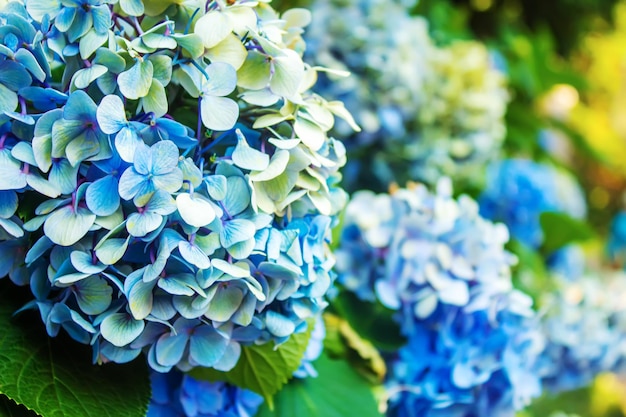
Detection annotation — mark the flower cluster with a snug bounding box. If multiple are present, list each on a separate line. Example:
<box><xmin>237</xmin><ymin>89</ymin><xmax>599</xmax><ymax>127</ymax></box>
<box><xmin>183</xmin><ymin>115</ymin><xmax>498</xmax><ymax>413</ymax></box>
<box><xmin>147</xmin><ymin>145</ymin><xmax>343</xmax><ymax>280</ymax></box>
<box><xmin>538</xmin><ymin>272</ymin><xmax>626</xmax><ymax>393</ymax></box>
<box><xmin>479</xmin><ymin>159</ymin><xmax>587</xmax><ymax>249</ymax></box>
<box><xmin>0</xmin><ymin>0</ymin><xmax>356</xmax><ymax>373</ymax></box>
<box><xmin>334</xmin><ymin>179</ymin><xmax>544</xmax><ymax>415</ymax></box>
<box><xmin>608</xmin><ymin>210</ymin><xmax>626</xmax><ymax>266</ymax></box>
<box><xmin>148</xmin><ymin>371</ymin><xmax>263</xmax><ymax>417</ymax></box>
<box><xmin>305</xmin><ymin>0</ymin><xmax>508</xmax><ymax>189</ymax></box>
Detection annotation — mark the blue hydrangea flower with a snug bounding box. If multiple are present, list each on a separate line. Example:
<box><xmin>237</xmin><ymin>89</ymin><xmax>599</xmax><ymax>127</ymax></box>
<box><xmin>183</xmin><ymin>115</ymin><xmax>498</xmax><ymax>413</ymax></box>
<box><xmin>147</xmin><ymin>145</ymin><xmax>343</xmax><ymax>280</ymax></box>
<box><xmin>147</xmin><ymin>371</ymin><xmax>263</xmax><ymax>417</ymax></box>
<box><xmin>538</xmin><ymin>273</ymin><xmax>626</xmax><ymax>393</ymax></box>
<box><xmin>479</xmin><ymin>159</ymin><xmax>586</xmax><ymax>249</ymax></box>
<box><xmin>608</xmin><ymin>211</ymin><xmax>626</xmax><ymax>266</ymax></box>
<box><xmin>305</xmin><ymin>0</ymin><xmax>508</xmax><ymax>189</ymax></box>
<box><xmin>335</xmin><ymin>179</ymin><xmax>544</xmax><ymax>415</ymax></box>
<box><xmin>0</xmin><ymin>0</ymin><xmax>356</xmax><ymax>375</ymax></box>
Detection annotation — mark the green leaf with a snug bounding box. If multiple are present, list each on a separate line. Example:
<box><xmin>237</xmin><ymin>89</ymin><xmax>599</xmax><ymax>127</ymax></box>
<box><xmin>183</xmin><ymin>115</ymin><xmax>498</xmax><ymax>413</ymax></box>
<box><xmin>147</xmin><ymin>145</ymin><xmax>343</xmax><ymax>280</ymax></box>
<box><xmin>330</xmin><ymin>291</ymin><xmax>405</xmax><ymax>352</ymax></box>
<box><xmin>255</xmin><ymin>354</ymin><xmax>382</xmax><ymax>417</ymax></box>
<box><xmin>507</xmin><ymin>239</ymin><xmax>552</xmax><ymax>305</ymax></box>
<box><xmin>539</xmin><ymin>211</ymin><xmax>596</xmax><ymax>254</ymax></box>
<box><xmin>0</xmin><ymin>395</ymin><xmax>38</xmax><ymax>417</ymax></box>
<box><xmin>189</xmin><ymin>325</ymin><xmax>312</xmax><ymax>408</ymax></box>
<box><xmin>0</xmin><ymin>285</ymin><xmax>151</xmax><ymax>417</ymax></box>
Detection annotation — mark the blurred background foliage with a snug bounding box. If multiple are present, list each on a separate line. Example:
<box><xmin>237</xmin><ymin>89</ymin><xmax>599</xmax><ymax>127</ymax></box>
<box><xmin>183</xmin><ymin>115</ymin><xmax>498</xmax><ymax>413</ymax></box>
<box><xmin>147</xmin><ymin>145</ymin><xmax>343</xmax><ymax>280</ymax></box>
<box><xmin>271</xmin><ymin>0</ymin><xmax>626</xmax><ymax>414</ymax></box>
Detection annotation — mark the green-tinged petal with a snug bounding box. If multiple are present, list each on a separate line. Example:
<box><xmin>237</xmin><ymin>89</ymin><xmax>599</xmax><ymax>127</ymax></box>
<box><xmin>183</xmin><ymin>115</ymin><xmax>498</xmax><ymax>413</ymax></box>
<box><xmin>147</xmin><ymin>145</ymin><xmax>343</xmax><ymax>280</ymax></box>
<box><xmin>65</xmin><ymin>130</ymin><xmax>101</xmax><ymax>166</ymax></box>
<box><xmin>211</xmin><ymin>258</ymin><xmax>250</xmax><ymax>278</ymax></box>
<box><xmin>95</xmin><ymin>237</ymin><xmax>130</xmax><ymax>265</ymax></box>
<box><xmin>14</xmin><ymin>49</ymin><xmax>46</xmax><ymax>82</ymax></box>
<box><xmin>249</xmin><ymin>149</ymin><xmax>289</xmax><ymax>181</ymax></box>
<box><xmin>11</xmin><ymin>142</ymin><xmax>36</xmax><ymax>165</ymax></box>
<box><xmin>94</xmin><ymin>48</ymin><xmax>126</xmax><ymax>74</ymax></box>
<box><xmin>326</xmin><ymin>100</ymin><xmax>361</xmax><ymax>132</ymax></box>
<box><xmin>101</xmin><ymin>313</ymin><xmax>145</xmax><ymax>347</ymax></box>
<box><xmin>294</xmin><ymin>117</ymin><xmax>326</xmax><ymax>151</ymax></box>
<box><xmin>49</xmin><ymin>159</ymin><xmax>79</xmax><ymax>194</ymax></box>
<box><xmin>0</xmin><ymin>150</ymin><xmax>26</xmax><ymax>190</ymax></box>
<box><xmin>237</xmin><ymin>50</ymin><xmax>270</xmax><ymax>90</ymax></box>
<box><xmin>127</xmin><ymin>273</ymin><xmax>156</xmax><ymax>320</ymax></box>
<box><xmin>176</xmin><ymin>193</ymin><xmax>216</xmax><ymax>227</ymax></box>
<box><xmin>79</xmin><ymin>29</ymin><xmax>108</xmax><ymax>59</ymax></box>
<box><xmin>206</xmin><ymin>35</ymin><xmax>247</xmax><ymax>70</ymax></box>
<box><xmin>142</xmin><ymin>33</ymin><xmax>177</xmax><ymax>50</ymax></box>
<box><xmin>205</xmin><ymin>175</ymin><xmax>227</xmax><ymax>201</ymax></box>
<box><xmin>115</xmin><ymin>127</ymin><xmax>143</xmax><ymax>163</ymax></box>
<box><xmin>223</xmin><ymin>175</ymin><xmax>251</xmax><ymax>216</ymax></box>
<box><xmin>0</xmin><ymin>83</ymin><xmax>17</xmax><ymax>113</ymax></box>
<box><xmin>148</xmin><ymin>55</ymin><xmax>173</xmax><ymax>86</ymax></box>
<box><xmin>270</xmin><ymin>50</ymin><xmax>304</xmax><ymax>99</ymax></box>
<box><xmin>172</xmin><ymin>33</ymin><xmax>204</xmax><ymax>59</ymax></box>
<box><xmin>0</xmin><ymin>218</ymin><xmax>24</xmax><ymax>238</ymax></box>
<box><xmin>118</xmin><ymin>59</ymin><xmax>154</xmax><ymax>100</ymax></box>
<box><xmin>194</xmin><ymin>11</ymin><xmax>231</xmax><ymax>49</ymax></box>
<box><xmin>204</xmin><ymin>62</ymin><xmax>237</xmax><ymax>96</ymax></box>
<box><xmin>178</xmin><ymin>241</ymin><xmax>211</xmax><ymax>269</ymax></box>
<box><xmin>231</xmin><ymin>129</ymin><xmax>269</xmax><ymax>171</ymax></box>
<box><xmin>127</xmin><ymin>211</ymin><xmax>163</xmax><ymax>237</ymax></box>
<box><xmin>26</xmin><ymin>173</ymin><xmax>61</xmax><ymax>198</ymax></box>
<box><xmin>96</xmin><ymin>94</ymin><xmax>128</xmax><ymax>134</ymax></box>
<box><xmin>72</xmin><ymin>64</ymin><xmax>108</xmax><ymax>89</ymax></box>
<box><xmin>63</xmin><ymin>90</ymin><xmax>97</xmax><ymax>120</ymax></box>
<box><xmin>200</xmin><ymin>95</ymin><xmax>239</xmax><ymax>132</ymax></box>
<box><xmin>261</xmin><ymin>170</ymin><xmax>298</xmax><ymax>201</ymax></box>
<box><xmin>220</xmin><ymin>218</ymin><xmax>255</xmax><ymax>248</ymax></box>
<box><xmin>43</xmin><ymin>206</ymin><xmax>96</xmax><ymax>246</ymax></box>
<box><xmin>205</xmin><ymin>285</ymin><xmax>244</xmax><ymax>322</ymax></box>
<box><xmin>51</xmin><ymin>119</ymin><xmax>84</xmax><ymax>158</ymax></box>
<box><xmin>252</xmin><ymin>112</ymin><xmax>291</xmax><ymax>129</ymax></box>
<box><xmin>73</xmin><ymin>276</ymin><xmax>112</xmax><ymax>315</ymax></box>
<box><xmin>225</xmin><ymin>5</ymin><xmax>257</xmax><ymax>35</ymax></box>
<box><xmin>141</xmin><ymin>79</ymin><xmax>168</xmax><ymax>118</ymax></box>
<box><xmin>120</xmin><ymin>0</ymin><xmax>144</xmax><ymax>16</ymax></box>
<box><xmin>25</xmin><ymin>0</ymin><xmax>61</xmax><ymax>21</ymax></box>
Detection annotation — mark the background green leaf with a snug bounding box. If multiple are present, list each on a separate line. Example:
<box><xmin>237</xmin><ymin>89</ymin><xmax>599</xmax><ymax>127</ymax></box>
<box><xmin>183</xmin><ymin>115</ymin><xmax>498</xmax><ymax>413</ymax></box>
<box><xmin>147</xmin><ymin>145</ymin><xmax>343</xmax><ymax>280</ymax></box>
<box><xmin>255</xmin><ymin>353</ymin><xmax>383</xmax><ymax>417</ymax></box>
<box><xmin>0</xmin><ymin>284</ymin><xmax>151</xmax><ymax>417</ymax></box>
<box><xmin>189</xmin><ymin>326</ymin><xmax>312</xmax><ymax>408</ymax></box>
<box><xmin>540</xmin><ymin>211</ymin><xmax>596</xmax><ymax>254</ymax></box>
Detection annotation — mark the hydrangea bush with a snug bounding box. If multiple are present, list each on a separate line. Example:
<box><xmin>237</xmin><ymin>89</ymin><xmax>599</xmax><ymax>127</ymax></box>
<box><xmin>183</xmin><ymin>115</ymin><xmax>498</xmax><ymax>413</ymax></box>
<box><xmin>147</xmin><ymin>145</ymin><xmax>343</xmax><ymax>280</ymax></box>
<box><xmin>335</xmin><ymin>179</ymin><xmax>544</xmax><ymax>415</ymax></box>
<box><xmin>0</xmin><ymin>0</ymin><xmax>357</xmax><ymax>375</ymax></box>
<box><xmin>305</xmin><ymin>0</ymin><xmax>508</xmax><ymax>190</ymax></box>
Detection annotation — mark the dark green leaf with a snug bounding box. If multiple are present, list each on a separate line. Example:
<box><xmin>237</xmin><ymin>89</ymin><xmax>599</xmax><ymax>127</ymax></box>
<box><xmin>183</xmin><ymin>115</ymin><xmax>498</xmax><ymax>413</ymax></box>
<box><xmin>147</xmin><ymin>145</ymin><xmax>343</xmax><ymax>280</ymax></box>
<box><xmin>189</xmin><ymin>326</ymin><xmax>312</xmax><ymax>408</ymax></box>
<box><xmin>330</xmin><ymin>290</ymin><xmax>405</xmax><ymax>352</ymax></box>
<box><xmin>0</xmin><ymin>395</ymin><xmax>38</xmax><ymax>417</ymax></box>
<box><xmin>255</xmin><ymin>354</ymin><xmax>382</xmax><ymax>417</ymax></box>
<box><xmin>539</xmin><ymin>211</ymin><xmax>596</xmax><ymax>254</ymax></box>
<box><xmin>0</xmin><ymin>286</ymin><xmax>151</xmax><ymax>417</ymax></box>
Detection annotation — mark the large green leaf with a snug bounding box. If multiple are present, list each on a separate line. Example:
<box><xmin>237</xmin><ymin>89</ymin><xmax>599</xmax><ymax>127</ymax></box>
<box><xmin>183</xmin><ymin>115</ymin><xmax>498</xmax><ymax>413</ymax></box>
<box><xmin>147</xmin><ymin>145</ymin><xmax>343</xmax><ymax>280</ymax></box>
<box><xmin>190</xmin><ymin>326</ymin><xmax>312</xmax><ymax>408</ymax></box>
<box><xmin>0</xmin><ymin>286</ymin><xmax>151</xmax><ymax>417</ymax></box>
<box><xmin>0</xmin><ymin>395</ymin><xmax>38</xmax><ymax>417</ymax></box>
<box><xmin>539</xmin><ymin>211</ymin><xmax>596</xmax><ymax>254</ymax></box>
<box><xmin>255</xmin><ymin>354</ymin><xmax>383</xmax><ymax>417</ymax></box>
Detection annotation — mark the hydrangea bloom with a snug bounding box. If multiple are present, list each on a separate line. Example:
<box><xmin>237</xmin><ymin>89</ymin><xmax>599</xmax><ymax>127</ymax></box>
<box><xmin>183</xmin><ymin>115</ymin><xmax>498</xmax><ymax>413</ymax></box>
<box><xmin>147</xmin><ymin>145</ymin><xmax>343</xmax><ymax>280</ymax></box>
<box><xmin>305</xmin><ymin>0</ymin><xmax>508</xmax><ymax>189</ymax></box>
<box><xmin>147</xmin><ymin>371</ymin><xmax>263</xmax><ymax>417</ymax></box>
<box><xmin>479</xmin><ymin>159</ymin><xmax>587</xmax><ymax>249</ymax></box>
<box><xmin>335</xmin><ymin>179</ymin><xmax>544</xmax><ymax>415</ymax></box>
<box><xmin>608</xmin><ymin>210</ymin><xmax>626</xmax><ymax>266</ymax></box>
<box><xmin>538</xmin><ymin>272</ymin><xmax>626</xmax><ymax>393</ymax></box>
<box><xmin>0</xmin><ymin>0</ymin><xmax>355</xmax><ymax>373</ymax></box>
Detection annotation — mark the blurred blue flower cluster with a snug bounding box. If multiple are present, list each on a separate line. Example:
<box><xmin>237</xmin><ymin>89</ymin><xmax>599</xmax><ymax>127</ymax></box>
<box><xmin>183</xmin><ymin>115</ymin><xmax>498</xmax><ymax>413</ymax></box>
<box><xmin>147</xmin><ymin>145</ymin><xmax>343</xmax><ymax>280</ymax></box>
<box><xmin>479</xmin><ymin>159</ymin><xmax>587</xmax><ymax>249</ymax></box>
<box><xmin>0</xmin><ymin>0</ymin><xmax>356</xmax><ymax>374</ymax></box>
<box><xmin>608</xmin><ymin>211</ymin><xmax>626</xmax><ymax>266</ymax></box>
<box><xmin>148</xmin><ymin>371</ymin><xmax>263</xmax><ymax>417</ymax></box>
<box><xmin>335</xmin><ymin>179</ymin><xmax>544</xmax><ymax>415</ymax></box>
<box><xmin>538</xmin><ymin>273</ymin><xmax>626</xmax><ymax>393</ymax></box>
<box><xmin>305</xmin><ymin>0</ymin><xmax>508</xmax><ymax>189</ymax></box>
